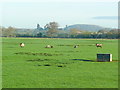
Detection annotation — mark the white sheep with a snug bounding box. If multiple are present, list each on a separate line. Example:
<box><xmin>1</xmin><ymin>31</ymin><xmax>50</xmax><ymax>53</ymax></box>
<box><xmin>20</xmin><ymin>43</ymin><xmax>25</xmax><ymax>47</ymax></box>
<box><xmin>45</xmin><ymin>45</ymin><xmax>53</xmax><ymax>48</ymax></box>
<box><xmin>96</xmin><ymin>43</ymin><xmax>102</xmax><ymax>48</ymax></box>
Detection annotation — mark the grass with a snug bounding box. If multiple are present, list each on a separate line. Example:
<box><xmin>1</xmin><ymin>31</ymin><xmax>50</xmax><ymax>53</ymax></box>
<box><xmin>2</xmin><ymin>38</ymin><xmax>118</xmax><ymax>88</ymax></box>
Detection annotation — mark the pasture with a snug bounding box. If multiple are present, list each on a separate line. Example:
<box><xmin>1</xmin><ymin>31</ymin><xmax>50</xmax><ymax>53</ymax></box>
<box><xmin>2</xmin><ymin>38</ymin><xmax>118</xmax><ymax>88</ymax></box>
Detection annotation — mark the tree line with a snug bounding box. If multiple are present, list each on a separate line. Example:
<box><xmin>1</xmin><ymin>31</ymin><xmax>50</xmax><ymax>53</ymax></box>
<box><xmin>0</xmin><ymin>22</ymin><xmax>119</xmax><ymax>39</ymax></box>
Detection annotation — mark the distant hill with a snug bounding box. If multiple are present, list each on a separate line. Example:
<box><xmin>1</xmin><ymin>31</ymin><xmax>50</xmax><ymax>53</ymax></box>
<box><xmin>15</xmin><ymin>24</ymin><xmax>113</xmax><ymax>35</ymax></box>
<box><xmin>64</xmin><ymin>24</ymin><xmax>110</xmax><ymax>32</ymax></box>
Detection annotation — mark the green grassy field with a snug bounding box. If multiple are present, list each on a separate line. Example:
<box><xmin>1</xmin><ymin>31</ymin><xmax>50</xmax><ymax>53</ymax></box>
<box><xmin>2</xmin><ymin>38</ymin><xmax>118</xmax><ymax>88</ymax></box>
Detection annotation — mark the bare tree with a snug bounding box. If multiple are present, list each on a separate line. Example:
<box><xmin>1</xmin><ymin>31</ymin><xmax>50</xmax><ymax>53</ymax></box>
<box><xmin>45</xmin><ymin>22</ymin><xmax>59</xmax><ymax>37</ymax></box>
<box><xmin>2</xmin><ymin>26</ymin><xmax>16</xmax><ymax>37</ymax></box>
<box><xmin>69</xmin><ymin>28</ymin><xmax>81</xmax><ymax>37</ymax></box>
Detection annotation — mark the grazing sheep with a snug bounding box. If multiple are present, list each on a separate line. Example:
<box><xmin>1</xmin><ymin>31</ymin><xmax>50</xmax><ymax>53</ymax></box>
<box><xmin>45</xmin><ymin>45</ymin><xmax>50</xmax><ymax>48</ymax></box>
<box><xmin>45</xmin><ymin>45</ymin><xmax>53</xmax><ymax>48</ymax></box>
<box><xmin>96</xmin><ymin>43</ymin><xmax>102</xmax><ymax>48</ymax></box>
<box><xmin>74</xmin><ymin>45</ymin><xmax>78</xmax><ymax>48</ymax></box>
<box><xmin>20</xmin><ymin>43</ymin><xmax>25</xmax><ymax>48</ymax></box>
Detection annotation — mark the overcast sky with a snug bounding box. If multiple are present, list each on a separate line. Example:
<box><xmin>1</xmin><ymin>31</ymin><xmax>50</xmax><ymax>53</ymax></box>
<box><xmin>0</xmin><ymin>0</ymin><xmax>118</xmax><ymax>29</ymax></box>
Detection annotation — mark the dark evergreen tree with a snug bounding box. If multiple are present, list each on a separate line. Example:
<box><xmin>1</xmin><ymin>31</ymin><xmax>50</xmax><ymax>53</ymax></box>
<box><xmin>37</xmin><ymin>24</ymin><xmax>40</xmax><ymax>29</ymax></box>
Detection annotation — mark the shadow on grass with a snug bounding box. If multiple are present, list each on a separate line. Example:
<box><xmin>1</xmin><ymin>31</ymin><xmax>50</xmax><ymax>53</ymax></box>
<box><xmin>71</xmin><ymin>59</ymin><xmax>119</xmax><ymax>62</ymax></box>
<box><xmin>71</xmin><ymin>59</ymin><xmax>95</xmax><ymax>62</ymax></box>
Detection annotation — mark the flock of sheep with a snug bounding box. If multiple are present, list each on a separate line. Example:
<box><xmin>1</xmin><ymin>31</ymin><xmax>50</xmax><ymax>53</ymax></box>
<box><xmin>20</xmin><ymin>43</ymin><xmax>102</xmax><ymax>48</ymax></box>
